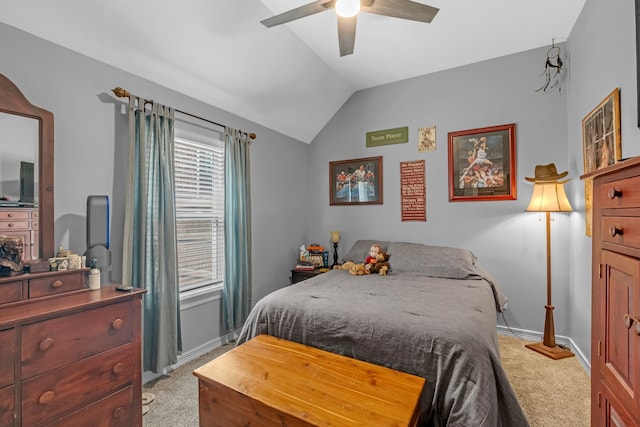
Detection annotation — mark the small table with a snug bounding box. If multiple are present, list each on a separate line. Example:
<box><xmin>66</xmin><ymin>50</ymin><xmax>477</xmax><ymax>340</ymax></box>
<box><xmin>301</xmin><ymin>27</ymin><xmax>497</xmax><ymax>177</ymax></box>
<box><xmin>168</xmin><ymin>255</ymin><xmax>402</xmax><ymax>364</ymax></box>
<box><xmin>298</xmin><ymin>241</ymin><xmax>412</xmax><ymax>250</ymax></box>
<box><xmin>194</xmin><ymin>334</ymin><xmax>424</xmax><ymax>427</ymax></box>
<box><xmin>290</xmin><ymin>268</ymin><xmax>325</xmax><ymax>284</ymax></box>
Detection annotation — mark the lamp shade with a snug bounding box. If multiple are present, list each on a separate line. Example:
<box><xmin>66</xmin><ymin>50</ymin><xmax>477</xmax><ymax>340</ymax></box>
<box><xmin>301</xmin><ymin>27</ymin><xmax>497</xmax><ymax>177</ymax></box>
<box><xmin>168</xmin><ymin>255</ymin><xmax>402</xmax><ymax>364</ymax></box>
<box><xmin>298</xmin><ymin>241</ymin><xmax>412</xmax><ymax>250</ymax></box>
<box><xmin>330</xmin><ymin>230</ymin><xmax>341</xmax><ymax>243</ymax></box>
<box><xmin>526</xmin><ymin>182</ymin><xmax>573</xmax><ymax>213</ymax></box>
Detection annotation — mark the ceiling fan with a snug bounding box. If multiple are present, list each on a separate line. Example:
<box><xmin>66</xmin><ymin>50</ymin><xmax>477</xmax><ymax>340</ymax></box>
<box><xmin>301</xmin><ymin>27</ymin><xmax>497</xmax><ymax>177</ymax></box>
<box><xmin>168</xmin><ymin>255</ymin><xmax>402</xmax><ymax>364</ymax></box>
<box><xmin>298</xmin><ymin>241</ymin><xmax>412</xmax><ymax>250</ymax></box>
<box><xmin>261</xmin><ymin>0</ymin><xmax>439</xmax><ymax>57</ymax></box>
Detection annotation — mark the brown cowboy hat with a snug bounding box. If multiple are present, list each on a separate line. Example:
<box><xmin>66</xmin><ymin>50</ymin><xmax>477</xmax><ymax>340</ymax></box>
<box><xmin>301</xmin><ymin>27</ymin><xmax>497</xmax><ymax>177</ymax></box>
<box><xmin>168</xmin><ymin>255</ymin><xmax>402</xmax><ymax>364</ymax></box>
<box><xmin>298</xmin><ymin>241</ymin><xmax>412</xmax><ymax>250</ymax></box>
<box><xmin>525</xmin><ymin>163</ymin><xmax>569</xmax><ymax>182</ymax></box>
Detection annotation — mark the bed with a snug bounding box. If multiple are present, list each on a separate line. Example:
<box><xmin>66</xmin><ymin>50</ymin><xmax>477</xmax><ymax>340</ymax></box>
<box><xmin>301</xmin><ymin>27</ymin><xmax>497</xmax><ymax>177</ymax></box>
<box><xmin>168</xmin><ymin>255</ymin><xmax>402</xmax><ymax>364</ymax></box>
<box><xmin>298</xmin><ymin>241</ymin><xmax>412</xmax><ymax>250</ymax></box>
<box><xmin>236</xmin><ymin>240</ymin><xmax>529</xmax><ymax>426</ymax></box>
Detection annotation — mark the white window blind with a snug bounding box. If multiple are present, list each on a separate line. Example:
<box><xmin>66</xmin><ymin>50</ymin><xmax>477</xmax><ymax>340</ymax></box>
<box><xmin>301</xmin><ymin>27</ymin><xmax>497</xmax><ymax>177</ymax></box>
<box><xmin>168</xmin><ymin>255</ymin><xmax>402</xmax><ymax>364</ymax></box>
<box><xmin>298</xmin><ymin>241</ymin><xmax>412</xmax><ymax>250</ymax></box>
<box><xmin>174</xmin><ymin>137</ymin><xmax>224</xmax><ymax>291</ymax></box>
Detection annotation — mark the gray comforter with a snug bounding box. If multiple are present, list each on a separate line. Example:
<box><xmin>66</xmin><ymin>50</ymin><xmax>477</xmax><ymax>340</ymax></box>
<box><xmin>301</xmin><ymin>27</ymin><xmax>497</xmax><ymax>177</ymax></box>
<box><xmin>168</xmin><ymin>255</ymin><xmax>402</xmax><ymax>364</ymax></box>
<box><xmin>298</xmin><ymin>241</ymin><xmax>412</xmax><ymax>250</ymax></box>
<box><xmin>237</xmin><ymin>269</ymin><xmax>529</xmax><ymax>426</ymax></box>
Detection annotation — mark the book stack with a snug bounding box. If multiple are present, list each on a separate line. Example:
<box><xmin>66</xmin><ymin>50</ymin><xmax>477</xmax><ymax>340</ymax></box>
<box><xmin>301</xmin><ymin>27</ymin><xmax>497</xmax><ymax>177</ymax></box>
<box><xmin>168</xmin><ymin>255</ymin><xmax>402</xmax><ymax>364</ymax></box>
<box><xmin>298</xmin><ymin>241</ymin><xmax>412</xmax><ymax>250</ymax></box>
<box><xmin>307</xmin><ymin>244</ymin><xmax>325</xmax><ymax>267</ymax></box>
<box><xmin>294</xmin><ymin>262</ymin><xmax>315</xmax><ymax>271</ymax></box>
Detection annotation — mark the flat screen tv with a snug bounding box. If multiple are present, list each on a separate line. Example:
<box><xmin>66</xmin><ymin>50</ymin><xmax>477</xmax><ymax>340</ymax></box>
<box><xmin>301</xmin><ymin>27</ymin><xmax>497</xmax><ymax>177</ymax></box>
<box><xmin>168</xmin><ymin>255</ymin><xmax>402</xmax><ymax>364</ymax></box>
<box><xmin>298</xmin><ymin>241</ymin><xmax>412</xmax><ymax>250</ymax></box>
<box><xmin>19</xmin><ymin>161</ymin><xmax>34</xmax><ymax>205</ymax></box>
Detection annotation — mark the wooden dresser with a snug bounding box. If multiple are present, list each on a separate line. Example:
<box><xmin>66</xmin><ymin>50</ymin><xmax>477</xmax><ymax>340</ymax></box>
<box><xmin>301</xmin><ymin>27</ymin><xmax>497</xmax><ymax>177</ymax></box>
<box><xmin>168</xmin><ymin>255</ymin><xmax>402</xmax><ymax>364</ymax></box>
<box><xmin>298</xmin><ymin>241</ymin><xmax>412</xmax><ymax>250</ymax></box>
<box><xmin>0</xmin><ymin>273</ymin><xmax>145</xmax><ymax>426</ymax></box>
<box><xmin>588</xmin><ymin>156</ymin><xmax>640</xmax><ymax>426</ymax></box>
<box><xmin>0</xmin><ymin>208</ymin><xmax>38</xmax><ymax>261</ymax></box>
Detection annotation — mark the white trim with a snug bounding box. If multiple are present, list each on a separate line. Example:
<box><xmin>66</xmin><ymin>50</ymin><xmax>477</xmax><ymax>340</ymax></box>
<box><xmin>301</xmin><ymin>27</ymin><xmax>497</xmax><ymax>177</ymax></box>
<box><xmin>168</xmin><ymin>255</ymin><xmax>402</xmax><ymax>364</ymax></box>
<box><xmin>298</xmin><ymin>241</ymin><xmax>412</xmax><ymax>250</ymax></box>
<box><xmin>179</xmin><ymin>284</ymin><xmax>222</xmax><ymax>310</ymax></box>
<box><xmin>142</xmin><ymin>331</ymin><xmax>235</xmax><ymax>385</ymax></box>
<box><xmin>497</xmin><ymin>325</ymin><xmax>591</xmax><ymax>375</ymax></box>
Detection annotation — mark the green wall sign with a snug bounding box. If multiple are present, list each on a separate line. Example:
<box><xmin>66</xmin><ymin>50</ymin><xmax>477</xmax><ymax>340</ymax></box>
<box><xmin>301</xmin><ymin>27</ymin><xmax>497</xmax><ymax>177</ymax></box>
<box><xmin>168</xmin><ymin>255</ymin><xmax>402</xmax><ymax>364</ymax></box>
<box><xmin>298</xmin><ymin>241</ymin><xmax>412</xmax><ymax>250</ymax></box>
<box><xmin>366</xmin><ymin>126</ymin><xmax>409</xmax><ymax>147</ymax></box>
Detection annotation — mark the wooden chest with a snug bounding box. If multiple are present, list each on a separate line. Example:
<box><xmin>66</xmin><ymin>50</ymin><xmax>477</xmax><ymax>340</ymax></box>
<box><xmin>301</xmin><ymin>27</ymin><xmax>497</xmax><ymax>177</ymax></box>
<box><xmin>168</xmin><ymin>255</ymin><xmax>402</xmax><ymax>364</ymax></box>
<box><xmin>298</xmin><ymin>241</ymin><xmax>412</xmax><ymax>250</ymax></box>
<box><xmin>193</xmin><ymin>334</ymin><xmax>424</xmax><ymax>427</ymax></box>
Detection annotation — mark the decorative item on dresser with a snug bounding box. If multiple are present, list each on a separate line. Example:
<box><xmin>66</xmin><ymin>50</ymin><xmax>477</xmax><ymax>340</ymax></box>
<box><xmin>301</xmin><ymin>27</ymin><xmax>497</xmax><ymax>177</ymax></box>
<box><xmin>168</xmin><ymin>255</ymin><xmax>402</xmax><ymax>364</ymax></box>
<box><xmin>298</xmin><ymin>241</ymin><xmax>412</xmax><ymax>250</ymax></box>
<box><xmin>582</xmin><ymin>156</ymin><xmax>640</xmax><ymax>426</ymax></box>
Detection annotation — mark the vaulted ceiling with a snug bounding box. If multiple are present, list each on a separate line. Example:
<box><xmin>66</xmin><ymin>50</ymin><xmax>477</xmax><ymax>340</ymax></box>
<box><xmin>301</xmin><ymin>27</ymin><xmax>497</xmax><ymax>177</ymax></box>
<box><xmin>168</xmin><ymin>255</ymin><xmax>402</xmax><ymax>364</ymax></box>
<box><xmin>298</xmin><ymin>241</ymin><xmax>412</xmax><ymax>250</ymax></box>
<box><xmin>2</xmin><ymin>0</ymin><xmax>585</xmax><ymax>143</ymax></box>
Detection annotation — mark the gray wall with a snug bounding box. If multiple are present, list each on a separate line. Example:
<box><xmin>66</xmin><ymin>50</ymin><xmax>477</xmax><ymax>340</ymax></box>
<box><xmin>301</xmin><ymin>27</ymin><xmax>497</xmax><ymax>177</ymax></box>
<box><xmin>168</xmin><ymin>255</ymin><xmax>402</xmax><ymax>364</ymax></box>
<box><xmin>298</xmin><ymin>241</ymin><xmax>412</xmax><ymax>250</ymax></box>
<box><xmin>307</xmin><ymin>46</ymin><xmax>573</xmax><ymax>348</ymax></box>
<box><xmin>565</xmin><ymin>0</ymin><xmax>640</xmax><ymax>362</ymax></box>
<box><xmin>0</xmin><ymin>22</ymin><xmax>307</xmax><ymax>356</ymax></box>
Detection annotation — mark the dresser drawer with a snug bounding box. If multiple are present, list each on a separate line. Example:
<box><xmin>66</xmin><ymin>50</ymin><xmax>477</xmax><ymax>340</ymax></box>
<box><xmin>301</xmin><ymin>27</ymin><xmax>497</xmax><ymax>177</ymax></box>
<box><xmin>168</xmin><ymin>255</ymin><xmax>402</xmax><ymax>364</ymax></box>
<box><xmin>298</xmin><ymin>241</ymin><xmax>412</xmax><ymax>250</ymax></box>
<box><xmin>28</xmin><ymin>272</ymin><xmax>84</xmax><ymax>298</ymax></box>
<box><xmin>22</xmin><ymin>344</ymin><xmax>134</xmax><ymax>427</ymax></box>
<box><xmin>0</xmin><ymin>329</ymin><xmax>15</xmax><ymax>389</ymax></box>
<box><xmin>0</xmin><ymin>282</ymin><xmax>22</xmax><ymax>305</ymax></box>
<box><xmin>0</xmin><ymin>221</ymin><xmax>29</xmax><ymax>232</ymax></box>
<box><xmin>0</xmin><ymin>211</ymin><xmax>29</xmax><ymax>221</ymax></box>
<box><xmin>21</xmin><ymin>301</ymin><xmax>134</xmax><ymax>378</ymax></box>
<box><xmin>599</xmin><ymin>175</ymin><xmax>640</xmax><ymax>209</ymax></box>
<box><xmin>45</xmin><ymin>386</ymin><xmax>135</xmax><ymax>427</ymax></box>
<box><xmin>602</xmin><ymin>216</ymin><xmax>640</xmax><ymax>250</ymax></box>
<box><xmin>0</xmin><ymin>385</ymin><xmax>15</xmax><ymax>427</ymax></box>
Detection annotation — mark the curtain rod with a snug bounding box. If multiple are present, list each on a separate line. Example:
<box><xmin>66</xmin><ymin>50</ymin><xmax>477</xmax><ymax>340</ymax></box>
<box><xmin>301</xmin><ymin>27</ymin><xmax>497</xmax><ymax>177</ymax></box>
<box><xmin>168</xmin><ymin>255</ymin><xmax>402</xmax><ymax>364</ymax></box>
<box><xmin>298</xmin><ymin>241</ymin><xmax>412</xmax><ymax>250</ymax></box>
<box><xmin>111</xmin><ymin>87</ymin><xmax>256</xmax><ymax>140</ymax></box>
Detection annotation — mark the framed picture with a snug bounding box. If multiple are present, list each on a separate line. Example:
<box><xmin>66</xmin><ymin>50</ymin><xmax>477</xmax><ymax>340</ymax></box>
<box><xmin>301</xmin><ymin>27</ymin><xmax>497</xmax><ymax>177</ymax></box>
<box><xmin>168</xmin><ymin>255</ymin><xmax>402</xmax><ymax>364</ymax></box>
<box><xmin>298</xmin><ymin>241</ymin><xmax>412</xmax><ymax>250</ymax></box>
<box><xmin>329</xmin><ymin>156</ymin><xmax>383</xmax><ymax>205</ymax></box>
<box><xmin>448</xmin><ymin>123</ymin><xmax>517</xmax><ymax>202</ymax></box>
<box><xmin>581</xmin><ymin>88</ymin><xmax>621</xmax><ymax>174</ymax></box>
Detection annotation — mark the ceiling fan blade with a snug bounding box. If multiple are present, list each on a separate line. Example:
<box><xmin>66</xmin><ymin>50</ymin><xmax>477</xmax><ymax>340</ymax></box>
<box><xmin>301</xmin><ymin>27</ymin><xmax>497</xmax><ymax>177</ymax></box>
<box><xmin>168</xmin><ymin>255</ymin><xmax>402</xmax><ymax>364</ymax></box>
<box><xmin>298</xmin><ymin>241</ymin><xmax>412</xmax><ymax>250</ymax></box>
<box><xmin>363</xmin><ymin>0</ymin><xmax>439</xmax><ymax>23</ymax></box>
<box><xmin>261</xmin><ymin>0</ymin><xmax>335</xmax><ymax>28</ymax></box>
<box><xmin>337</xmin><ymin>15</ymin><xmax>357</xmax><ymax>57</ymax></box>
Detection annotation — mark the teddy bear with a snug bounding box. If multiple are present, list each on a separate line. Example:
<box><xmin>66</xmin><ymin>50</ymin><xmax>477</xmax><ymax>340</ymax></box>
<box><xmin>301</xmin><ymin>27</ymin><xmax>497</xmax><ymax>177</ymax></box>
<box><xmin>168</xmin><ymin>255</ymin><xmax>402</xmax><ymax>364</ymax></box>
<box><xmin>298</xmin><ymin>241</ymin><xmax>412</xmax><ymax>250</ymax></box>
<box><xmin>332</xmin><ymin>260</ymin><xmax>370</xmax><ymax>275</ymax></box>
<box><xmin>349</xmin><ymin>263</ymin><xmax>369</xmax><ymax>275</ymax></box>
<box><xmin>333</xmin><ymin>261</ymin><xmax>355</xmax><ymax>271</ymax></box>
<box><xmin>369</xmin><ymin>251</ymin><xmax>391</xmax><ymax>276</ymax></box>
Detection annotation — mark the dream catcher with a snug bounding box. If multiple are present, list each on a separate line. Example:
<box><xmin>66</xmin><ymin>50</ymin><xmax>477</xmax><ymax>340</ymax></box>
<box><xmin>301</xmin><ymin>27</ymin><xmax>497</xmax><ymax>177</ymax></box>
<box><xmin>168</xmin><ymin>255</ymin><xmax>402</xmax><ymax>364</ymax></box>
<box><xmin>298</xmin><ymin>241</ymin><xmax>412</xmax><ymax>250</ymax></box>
<box><xmin>536</xmin><ymin>40</ymin><xmax>563</xmax><ymax>93</ymax></box>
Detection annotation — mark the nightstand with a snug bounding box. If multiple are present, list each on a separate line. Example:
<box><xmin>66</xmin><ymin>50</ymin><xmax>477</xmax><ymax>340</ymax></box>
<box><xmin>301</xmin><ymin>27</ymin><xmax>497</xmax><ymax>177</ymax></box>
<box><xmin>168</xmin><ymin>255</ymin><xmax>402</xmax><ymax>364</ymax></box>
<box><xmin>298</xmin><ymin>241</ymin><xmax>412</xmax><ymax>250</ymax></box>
<box><xmin>290</xmin><ymin>268</ymin><xmax>325</xmax><ymax>285</ymax></box>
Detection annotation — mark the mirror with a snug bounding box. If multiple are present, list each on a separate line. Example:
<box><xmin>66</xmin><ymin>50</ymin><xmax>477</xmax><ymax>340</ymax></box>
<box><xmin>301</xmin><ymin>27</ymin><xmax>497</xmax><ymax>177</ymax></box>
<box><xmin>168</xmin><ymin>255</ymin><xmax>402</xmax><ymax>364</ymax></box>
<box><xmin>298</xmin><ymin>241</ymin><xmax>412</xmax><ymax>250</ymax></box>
<box><xmin>0</xmin><ymin>73</ymin><xmax>54</xmax><ymax>262</ymax></box>
<box><xmin>0</xmin><ymin>115</ymin><xmax>38</xmax><ymax>202</ymax></box>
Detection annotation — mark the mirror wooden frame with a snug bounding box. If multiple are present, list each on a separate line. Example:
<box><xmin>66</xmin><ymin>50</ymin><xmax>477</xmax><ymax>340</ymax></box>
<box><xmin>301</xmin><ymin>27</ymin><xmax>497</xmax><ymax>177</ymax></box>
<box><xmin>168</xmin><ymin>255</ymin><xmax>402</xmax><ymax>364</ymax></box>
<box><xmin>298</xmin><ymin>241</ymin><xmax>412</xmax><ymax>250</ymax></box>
<box><xmin>0</xmin><ymin>73</ymin><xmax>54</xmax><ymax>262</ymax></box>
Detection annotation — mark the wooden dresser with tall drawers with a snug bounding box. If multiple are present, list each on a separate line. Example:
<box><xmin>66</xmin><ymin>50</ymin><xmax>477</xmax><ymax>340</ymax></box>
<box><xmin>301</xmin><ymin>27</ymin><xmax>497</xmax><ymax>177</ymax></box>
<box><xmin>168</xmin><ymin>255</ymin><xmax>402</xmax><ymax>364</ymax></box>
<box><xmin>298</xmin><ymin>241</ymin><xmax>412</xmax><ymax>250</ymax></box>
<box><xmin>588</xmin><ymin>156</ymin><xmax>640</xmax><ymax>426</ymax></box>
<box><xmin>0</xmin><ymin>271</ymin><xmax>145</xmax><ymax>426</ymax></box>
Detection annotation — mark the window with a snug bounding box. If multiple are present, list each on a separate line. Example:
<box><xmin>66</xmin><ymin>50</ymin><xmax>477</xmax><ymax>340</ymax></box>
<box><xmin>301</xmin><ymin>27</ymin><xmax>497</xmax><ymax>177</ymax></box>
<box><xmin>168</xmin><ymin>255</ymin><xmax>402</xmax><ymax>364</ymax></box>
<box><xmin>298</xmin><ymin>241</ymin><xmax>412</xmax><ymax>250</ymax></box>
<box><xmin>174</xmin><ymin>135</ymin><xmax>224</xmax><ymax>292</ymax></box>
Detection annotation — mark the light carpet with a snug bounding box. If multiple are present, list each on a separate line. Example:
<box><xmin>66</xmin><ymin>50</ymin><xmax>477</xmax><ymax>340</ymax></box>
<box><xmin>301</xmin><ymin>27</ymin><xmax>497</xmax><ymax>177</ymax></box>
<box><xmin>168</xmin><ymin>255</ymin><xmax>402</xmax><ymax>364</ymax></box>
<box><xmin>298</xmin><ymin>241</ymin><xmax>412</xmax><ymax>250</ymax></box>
<box><xmin>142</xmin><ymin>335</ymin><xmax>590</xmax><ymax>426</ymax></box>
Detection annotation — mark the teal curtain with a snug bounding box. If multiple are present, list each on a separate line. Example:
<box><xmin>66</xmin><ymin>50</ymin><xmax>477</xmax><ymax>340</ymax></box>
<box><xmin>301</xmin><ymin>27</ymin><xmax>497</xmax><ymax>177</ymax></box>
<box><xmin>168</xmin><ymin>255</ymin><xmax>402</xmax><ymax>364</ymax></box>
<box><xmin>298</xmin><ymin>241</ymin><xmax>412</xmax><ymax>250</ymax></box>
<box><xmin>223</xmin><ymin>127</ymin><xmax>252</xmax><ymax>331</ymax></box>
<box><xmin>122</xmin><ymin>96</ymin><xmax>182</xmax><ymax>373</ymax></box>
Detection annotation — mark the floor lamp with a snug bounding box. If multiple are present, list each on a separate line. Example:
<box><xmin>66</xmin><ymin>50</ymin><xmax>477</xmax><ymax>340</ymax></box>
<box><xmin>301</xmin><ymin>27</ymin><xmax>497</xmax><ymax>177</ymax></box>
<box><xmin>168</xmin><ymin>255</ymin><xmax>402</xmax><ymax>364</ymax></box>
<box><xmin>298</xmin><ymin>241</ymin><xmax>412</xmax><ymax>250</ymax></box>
<box><xmin>525</xmin><ymin>164</ymin><xmax>575</xmax><ymax>360</ymax></box>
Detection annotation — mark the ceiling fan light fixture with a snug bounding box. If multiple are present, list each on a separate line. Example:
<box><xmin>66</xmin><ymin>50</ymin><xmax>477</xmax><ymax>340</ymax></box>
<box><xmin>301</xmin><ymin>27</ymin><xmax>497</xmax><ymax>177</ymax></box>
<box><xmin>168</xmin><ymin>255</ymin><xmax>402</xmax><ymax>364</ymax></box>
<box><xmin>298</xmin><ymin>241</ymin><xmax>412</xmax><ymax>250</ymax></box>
<box><xmin>335</xmin><ymin>0</ymin><xmax>360</xmax><ymax>18</ymax></box>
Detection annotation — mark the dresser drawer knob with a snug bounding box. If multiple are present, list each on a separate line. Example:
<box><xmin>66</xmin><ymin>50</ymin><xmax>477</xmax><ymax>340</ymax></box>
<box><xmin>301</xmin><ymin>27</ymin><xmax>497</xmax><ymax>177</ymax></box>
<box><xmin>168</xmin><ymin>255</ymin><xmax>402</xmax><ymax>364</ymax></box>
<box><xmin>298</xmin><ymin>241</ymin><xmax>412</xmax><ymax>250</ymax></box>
<box><xmin>7</xmin><ymin>223</ymin><xmax>13</xmax><ymax>228</ymax></box>
<box><xmin>112</xmin><ymin>362</ymin><xmax>126</xmax><ymax>375</ymax></box>
<box><xmin>609</xmin><ymin>225</ymin><xmax>623</xmax><ymax>237</ymax></box>
<box><xmin>38</xmin><ymin>337</ymin><xmax>55</xmax><ymax>352</ymax></box>
<box><xmin>38</xmin><ymin>390</ymin><xmax>56</xmax><ymax>405</ymax></box>
<box><xmin>625</xmin><ymin>314</ymin><xmax>634</xmax><ymax>329</ymax></box>
<box><xmin>7</xmin><ymin>213</ymin><xmax>13</xmax><ymax>218</ymax></box>
<box><xmin>608</xmin><ymin>188</ymin><xmax>623</xmax><ymax>199</ymax></box>
<box><xmin>111</xmin><ymin>318</ymin><xmax>124</xmax><ymax>330</ymax></box>
<box><xmin>51</xmin><ymin>280</ymin><xmax>63</xmax><ymax>289</ymax></box>
<box><xmin>113</xmin><ymin>406</ymin><xmax>126</xmax><ymax>419</ymax></box>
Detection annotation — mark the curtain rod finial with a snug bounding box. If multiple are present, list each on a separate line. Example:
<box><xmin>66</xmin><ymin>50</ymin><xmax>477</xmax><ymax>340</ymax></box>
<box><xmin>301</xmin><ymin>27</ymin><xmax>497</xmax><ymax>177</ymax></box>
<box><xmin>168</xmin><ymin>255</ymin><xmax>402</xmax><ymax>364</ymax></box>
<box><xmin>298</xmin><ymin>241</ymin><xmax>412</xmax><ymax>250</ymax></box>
<box><xmin>249</xmin><ymin>133</ymin><xmax>256</xmax><ymax>140</ymax></box>
<box><xmin>112</xmin><ymin>87</ymin><xmax>130</xmax><ymax>98</ymax></box>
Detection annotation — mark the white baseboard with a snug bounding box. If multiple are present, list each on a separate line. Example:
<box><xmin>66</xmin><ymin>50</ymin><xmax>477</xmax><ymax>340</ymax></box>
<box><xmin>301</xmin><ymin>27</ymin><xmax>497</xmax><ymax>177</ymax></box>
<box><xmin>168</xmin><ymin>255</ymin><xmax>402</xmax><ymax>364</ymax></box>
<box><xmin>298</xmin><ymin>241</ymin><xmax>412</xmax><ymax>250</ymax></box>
<box><xmin>497</xmin><ymin>325</ymin><xmax>591</xmax><ymax>376</ymax></box>
<box><xmin>142</xmin><ymin>331</ymin><xmax>236</xmax><ymax>385</ymax></box>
